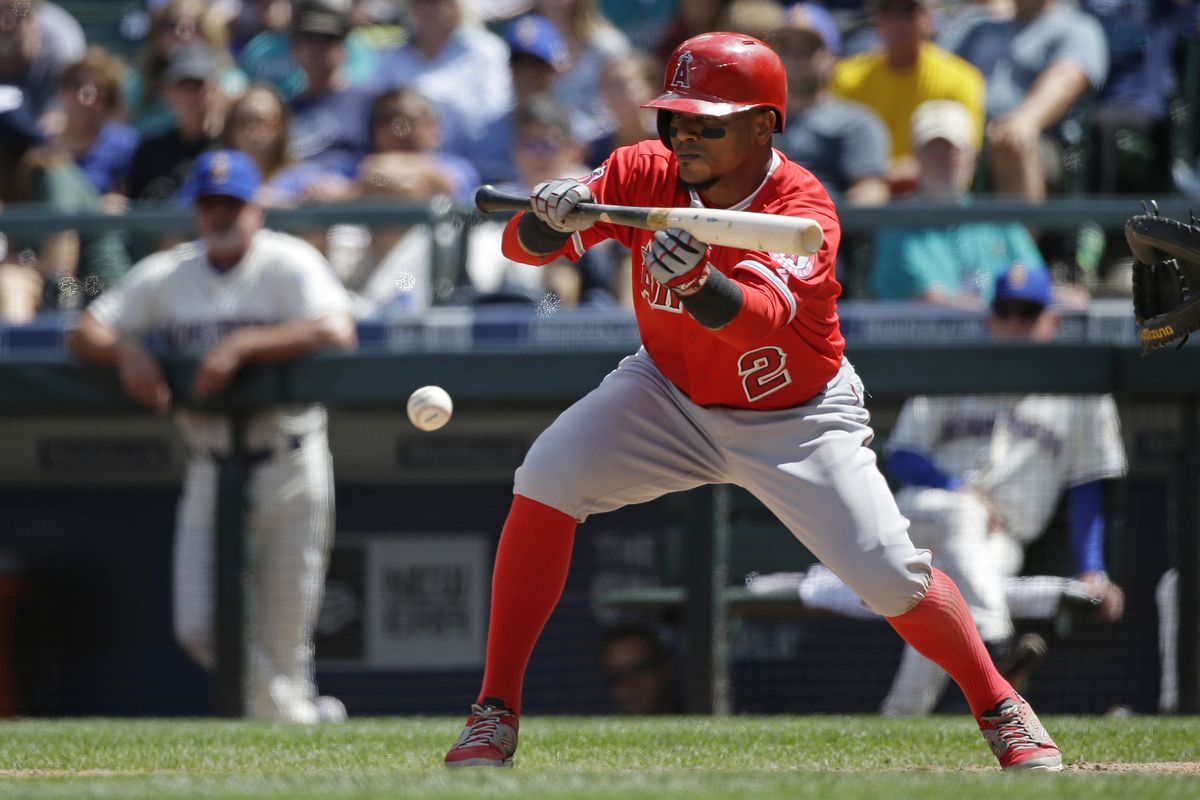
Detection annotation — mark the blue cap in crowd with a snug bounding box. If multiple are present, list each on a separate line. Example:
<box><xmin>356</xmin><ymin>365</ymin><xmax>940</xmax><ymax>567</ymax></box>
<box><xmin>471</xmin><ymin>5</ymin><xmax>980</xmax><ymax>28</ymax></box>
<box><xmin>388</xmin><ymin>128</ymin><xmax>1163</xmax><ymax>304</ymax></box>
<box><xmin>993</xmin><ymin>263</ymin><xmax>1052</xmax><ymax>307</ymax></box>
<box><xmin>188</xmin><ymin>150</ymin><xmax>262</xmax><ymax>202</ymax></box>
<box><xmin>781</xmin><ymin>3</ymin><xmax>842</xmax><ymax>56</ymax></box>
<box><xmin>504</xmin><ymin>14</ymin><xmax>569</xmax><ymax>71</ymax></box>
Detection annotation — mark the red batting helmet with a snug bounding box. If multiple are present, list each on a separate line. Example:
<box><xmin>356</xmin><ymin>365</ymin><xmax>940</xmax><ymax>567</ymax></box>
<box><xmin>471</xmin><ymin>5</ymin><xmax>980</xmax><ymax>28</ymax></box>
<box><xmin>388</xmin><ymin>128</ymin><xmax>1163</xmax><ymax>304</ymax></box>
<box><xmin>642</xmin><ymin>32</ymin><xmax>787</xmax><ymax>149</ymax></box>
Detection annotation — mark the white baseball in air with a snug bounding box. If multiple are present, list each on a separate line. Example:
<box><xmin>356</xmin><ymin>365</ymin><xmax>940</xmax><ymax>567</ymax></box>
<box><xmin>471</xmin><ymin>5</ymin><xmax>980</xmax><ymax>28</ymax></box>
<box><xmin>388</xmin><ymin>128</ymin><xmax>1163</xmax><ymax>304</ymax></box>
<box><xmin>407</xmin><ymin>385</ymin><xmax>453</xmax><ymax>431</ymax></box>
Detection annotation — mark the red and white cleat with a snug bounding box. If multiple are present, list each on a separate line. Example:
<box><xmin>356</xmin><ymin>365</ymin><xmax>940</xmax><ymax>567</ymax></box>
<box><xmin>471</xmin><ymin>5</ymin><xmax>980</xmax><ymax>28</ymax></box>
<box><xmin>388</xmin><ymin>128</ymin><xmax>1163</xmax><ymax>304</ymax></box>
<box><xmin>977</xmin><ymin>695</ymin><xmax>1064</xmax><ymax>772</ymax></box>
<box><xmin>444</xmin><ymin>701</ymin><xmax>519</xmax><ymax>768</ymax></box>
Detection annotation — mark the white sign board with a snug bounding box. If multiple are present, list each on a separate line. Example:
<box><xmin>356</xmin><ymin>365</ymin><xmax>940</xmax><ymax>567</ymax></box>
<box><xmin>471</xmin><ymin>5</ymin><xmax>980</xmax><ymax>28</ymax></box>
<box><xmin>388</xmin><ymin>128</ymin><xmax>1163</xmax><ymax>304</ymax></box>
<box><xmin>365</xmin><ymin>535</ymin><xmax>489</xmax><ymax>669</ymax></box>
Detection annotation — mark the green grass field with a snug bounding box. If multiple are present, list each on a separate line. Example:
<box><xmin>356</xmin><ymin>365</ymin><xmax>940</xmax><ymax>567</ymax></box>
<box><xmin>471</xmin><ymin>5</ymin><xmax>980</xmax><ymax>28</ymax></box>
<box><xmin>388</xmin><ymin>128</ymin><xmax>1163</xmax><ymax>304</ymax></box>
<box><xmin>0</xmin><ymin>716</ymin><xmax>1197</xmax><ymax>799</ymax></box>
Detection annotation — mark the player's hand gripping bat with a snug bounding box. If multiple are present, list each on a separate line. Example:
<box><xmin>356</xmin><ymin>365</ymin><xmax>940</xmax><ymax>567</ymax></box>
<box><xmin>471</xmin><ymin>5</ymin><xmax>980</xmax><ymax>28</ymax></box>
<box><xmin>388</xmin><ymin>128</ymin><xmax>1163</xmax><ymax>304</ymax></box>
<box><xmin>475</xmin><ymin>184</ymin><xmax>825</xmax><ymax>256</ymax></box>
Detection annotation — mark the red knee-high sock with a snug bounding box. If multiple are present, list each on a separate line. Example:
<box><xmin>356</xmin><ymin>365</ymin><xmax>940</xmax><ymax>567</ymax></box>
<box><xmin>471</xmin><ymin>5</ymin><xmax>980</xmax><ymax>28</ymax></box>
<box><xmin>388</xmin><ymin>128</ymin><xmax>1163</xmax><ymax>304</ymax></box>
<box><xmin>477</xmin><ymin>494</ymin><xmax>576</xmax><ymax>714</ymax></box>
<box><xmin>886</xmin><ymin>568</ymin><xmax>1013</xmax><ymax>718</ymax></box>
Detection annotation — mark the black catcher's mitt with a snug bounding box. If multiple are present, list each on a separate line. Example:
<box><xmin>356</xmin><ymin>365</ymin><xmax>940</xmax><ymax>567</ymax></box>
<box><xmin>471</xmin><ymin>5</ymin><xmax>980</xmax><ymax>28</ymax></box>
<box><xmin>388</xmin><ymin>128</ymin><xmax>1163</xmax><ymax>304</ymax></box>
<box><xmin>1125</xmin><ymin>202</ymin><xmax>1200</xmax><ymax>352</ymax></box>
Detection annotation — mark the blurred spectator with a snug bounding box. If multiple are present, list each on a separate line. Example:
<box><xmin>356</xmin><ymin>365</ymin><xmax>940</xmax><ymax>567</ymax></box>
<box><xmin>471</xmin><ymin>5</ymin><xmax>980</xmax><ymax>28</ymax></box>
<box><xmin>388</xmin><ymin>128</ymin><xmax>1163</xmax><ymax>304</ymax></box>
<box><xmin>0</xmin><ymin>87</ymin><xmax>42</xmax><ymax>188</ymax></box>
<box><xmin>52</xmin><ymin>48</ymin><xmax>139</xmax><ymax>208</ymax></box>
<box><xmin>227</xmin><ymin>0</ymin><xmax>296</xmax><ymax>55</ymax></box>
<box><xmin>951</xmin><ymin>0</ymin><xmax>1108</xmax><ymax>202</ymax></box>
<box><xmin>599</xmin><ymin>0</ymin><xmax>676</xmax><ymax>54</ymax></box>
<box><xmin>333</xmin><ymin>151</ymin><xmax>456</xmax><ymax>317</ymax></box>
<box><xmin>600</xmin><ymin>623</ymin><xmax>679</xmax><ymax>714</ymax></box>
<box><xmin>374</xmin><ymin>0</ymin><xmax>512</xmax><ymax>177</ymax></box>
<box><xmin>584</xmin><ymin>51</ymin><xmax>658</xmax><ymax>168</ymax></box>
<box><xmin>831</xmin><ymin>0</ymin><xmax>985</xmax><ymax>194</ymax></box>
<box><xmin>365</xmin><ymin>86</ymin><xmax>478</xmax><ymax>203</ymax></box>
<box><xmin>323</xmin><ymin>86</ymin><xmax>479</xmax><ymax>315</ymax></box>
<box><xmin>127</xmin><ymin>40</ymin><xmax>224</xmax><ymax>203</ymax></box>
<box><xmin>0</xmin><ymin>0</ymin><xmax>70</xmax><ymax>129</ymax></box>
<box><xmin>222</xmin><ymin>82</ymin><xmax>291</xmax><ymax>188</ymax></box>
<box><xmin>0</xmin><ymin>85</ymin><xmax>41</xmax><ymax>156</ymax></box>
<box><xmin>870</xmin><ymin>100</ymin><xmax>1046</xmax><ymax>307</ymax></box>
<box><xmin>35</xmin><ymin>2</ymin><xmax>84</xmax><ymax>67</ymax></box>
<box><xmin>0</xmin><ymin>146</ymin><xmax>131</xmax><ymax>323</ymax></box>
<box><xmin>771</xmin><ymin>2</ymin><xmax>891</xmax><ymax>206</ymax></box>
<box><xmin>532</xmin><ymin>0</ymin><xmax>634</xmax><ymax>150</ymax></box>
<box><xmin>238</xmin><ymin>0</ymin><xmax>381</xmax><ymax>100</ymax></box>
<box><xmin>1083</xmin><ymin>0</ymin><xmax>1192</xmax><ymax>195</ymax></box>
<box><xmin>508</xmin><ymin>13</ymin><xmax>570</xmax><ymax>100</ymax></box>
<box><xmin>463</xmin><ymin>0</ymin><xmax>536</xmax><ymax>22</ymax></box>
<box><xmin>125</xmin><ymin>0</ymin><xmax>247</xmax><ymax>139</ymax></box>
<box><xmin>0</xmin><ymin>98</ymin><xmax>43</xmax><ymax>322</ymax></box>
<box><xmin>467</xmin><ymin>94</ymin><xmax>622</xmax><ymax>306</ymax></box>
<box><xmin>475</xmin><ymin>13</ymin><xmax>570</xmax><ymax>185</ymax></box>
<box><xmin>656</xmin><ymin>0</ymin><xmax>733</xmax><ymax>65</ymax></box>
<box><xmin>220</xmin><ymin>81</ymin><xmax>339</xmax><ymax>207</ymax></box>
<box><xmin>285</xmin><ymin>0</ymin><xmax>372</xmax><ymax>183</ymax></box>
<box><xmin>723</xmin><ymin>0</ymin><xmax>790</xmax><ymax>42</ymax></box>
<box><xmin>937</xmin><ymin>0</ymin><xmax>1015</xmax><ymax>53</ymax></box>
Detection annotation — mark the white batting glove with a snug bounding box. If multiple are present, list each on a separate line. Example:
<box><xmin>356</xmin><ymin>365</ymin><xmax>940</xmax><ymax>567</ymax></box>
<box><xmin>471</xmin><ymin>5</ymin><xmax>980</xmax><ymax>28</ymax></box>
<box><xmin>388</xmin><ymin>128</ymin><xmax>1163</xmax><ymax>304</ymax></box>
<box><xmin>645</xmin><ymin>227</ymin><xmax>710</xmax><ymax>293</ymax></box>
<box><xmin>530</xmin><ymin>178</ymin><xmax>594</xmax><ymax>233</ymax></box>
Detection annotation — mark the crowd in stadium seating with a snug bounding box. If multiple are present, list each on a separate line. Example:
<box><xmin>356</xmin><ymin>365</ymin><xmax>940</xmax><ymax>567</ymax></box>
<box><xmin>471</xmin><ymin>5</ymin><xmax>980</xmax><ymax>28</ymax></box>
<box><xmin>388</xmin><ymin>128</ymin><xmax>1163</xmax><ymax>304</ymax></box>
<box><xmin>0</xmin><ymin>0</ymin><xmax>1198</xmax><ymax>323</ymax></box>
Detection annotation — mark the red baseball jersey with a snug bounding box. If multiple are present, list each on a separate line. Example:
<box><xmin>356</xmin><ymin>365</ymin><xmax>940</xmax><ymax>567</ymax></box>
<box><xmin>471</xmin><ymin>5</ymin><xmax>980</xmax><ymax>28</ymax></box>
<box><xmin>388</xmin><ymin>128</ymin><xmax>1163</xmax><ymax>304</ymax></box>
<box><xmin>502</xmin><ymin>140</ymin><xmax>844</xmax><ymax>409</ymax></box>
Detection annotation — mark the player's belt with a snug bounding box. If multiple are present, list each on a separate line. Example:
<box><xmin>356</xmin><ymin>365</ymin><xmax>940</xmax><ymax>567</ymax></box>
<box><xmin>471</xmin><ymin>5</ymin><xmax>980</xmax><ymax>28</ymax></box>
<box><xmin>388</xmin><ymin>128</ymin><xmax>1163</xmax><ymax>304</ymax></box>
<box><xmin>190</xmin><ymin>433</ymin><xmax>305</xmax><ymax>462</ymax></box>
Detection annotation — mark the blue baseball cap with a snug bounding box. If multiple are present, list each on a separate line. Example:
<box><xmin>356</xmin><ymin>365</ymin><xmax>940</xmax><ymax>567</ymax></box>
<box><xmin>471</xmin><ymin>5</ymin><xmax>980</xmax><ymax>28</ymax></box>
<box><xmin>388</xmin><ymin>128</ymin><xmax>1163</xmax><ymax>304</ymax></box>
<box><xmin>780</xmin><ymin>3</ymin><xmax>842</xmax><ymax>56</ymax></box>
<box><xmin>504</xmin><ymin>14</ymin><xmax>569</xmax><ymax>71</ymax></box>
<box><xmin>993</xmin><ymin>263</ymin><xmax>1052</xmax><ymax>307</ymax></box>
<box><xmin>183</xmin><ymin>150</ymin><xmax>262</xmax><ymax>203</ymax></box>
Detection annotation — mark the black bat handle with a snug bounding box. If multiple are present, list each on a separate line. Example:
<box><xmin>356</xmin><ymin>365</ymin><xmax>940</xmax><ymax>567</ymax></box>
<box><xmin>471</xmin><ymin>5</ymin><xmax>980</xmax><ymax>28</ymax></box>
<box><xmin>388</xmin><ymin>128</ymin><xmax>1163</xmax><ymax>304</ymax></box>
<box><xmin>474</xmin><ymin>184</ymin><xmax>531</xmax><ymax>214</ymax></box>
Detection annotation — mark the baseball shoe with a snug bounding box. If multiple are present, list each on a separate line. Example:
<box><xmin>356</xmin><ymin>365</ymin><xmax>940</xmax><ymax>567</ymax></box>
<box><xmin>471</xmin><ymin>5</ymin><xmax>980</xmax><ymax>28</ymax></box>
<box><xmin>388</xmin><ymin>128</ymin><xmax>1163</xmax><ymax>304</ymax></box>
<box><xmin>444</xmin><ymin>700</ymin><xmax>518</xmax><ymax>768</ymax></box>
<box><xmin>977</xmin><ymin>695</ymin><xmax>1063</xmax><ymax>772</ymax></box>
<box><xmin>995</xmin><ymin>633</ymin><xmax>1048</xmax><ymax>696</ymax></box>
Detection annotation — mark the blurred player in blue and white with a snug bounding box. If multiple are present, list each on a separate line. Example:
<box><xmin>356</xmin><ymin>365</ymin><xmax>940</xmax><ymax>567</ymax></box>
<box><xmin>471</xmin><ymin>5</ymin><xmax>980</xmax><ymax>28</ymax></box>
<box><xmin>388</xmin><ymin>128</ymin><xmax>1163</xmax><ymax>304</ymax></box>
<box><xmin>799</xmin><ymin>263</ymin><xmax>1127</xmax><ymax>713</ymax></box>
<box><xmin>67</xmin><ymin>150</ymin><xmax>356</xmax><ymax>722</ymax></box>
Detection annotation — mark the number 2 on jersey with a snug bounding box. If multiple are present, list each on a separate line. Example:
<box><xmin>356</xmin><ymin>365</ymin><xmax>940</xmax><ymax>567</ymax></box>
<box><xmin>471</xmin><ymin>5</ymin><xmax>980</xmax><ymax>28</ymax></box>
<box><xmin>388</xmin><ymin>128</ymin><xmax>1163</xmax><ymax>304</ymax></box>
<box><xmin>738</xmin><ymin>346</ymin><xmax>793</xmax><ymax>402</ymax></box>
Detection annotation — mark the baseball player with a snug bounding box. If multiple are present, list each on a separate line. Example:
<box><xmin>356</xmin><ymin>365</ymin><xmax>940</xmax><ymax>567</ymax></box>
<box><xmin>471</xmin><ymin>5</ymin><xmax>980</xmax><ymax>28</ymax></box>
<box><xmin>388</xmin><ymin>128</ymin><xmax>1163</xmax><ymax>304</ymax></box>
<box><xmin>66</xmin><ymin>150</ymin><xmax>356</xmax><ymax>723</ymax></box>
<box><xmin>875</xmin><ymin>264</ymin><xmax>1128</xmax><ymax>714</ymax></box>
<box><xmin>444</xmin><ymin>33</ymin><xmax>1062</xmax><ymax>771</ymax></box>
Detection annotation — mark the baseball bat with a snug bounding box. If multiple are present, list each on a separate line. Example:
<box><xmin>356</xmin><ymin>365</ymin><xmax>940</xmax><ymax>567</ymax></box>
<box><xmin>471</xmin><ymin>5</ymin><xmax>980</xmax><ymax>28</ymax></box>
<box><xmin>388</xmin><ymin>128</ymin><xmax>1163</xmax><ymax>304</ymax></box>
<box><xmin>475</xmin><ymin>185</ymin><xmax>825</xmax><ymax>256</ymax></box>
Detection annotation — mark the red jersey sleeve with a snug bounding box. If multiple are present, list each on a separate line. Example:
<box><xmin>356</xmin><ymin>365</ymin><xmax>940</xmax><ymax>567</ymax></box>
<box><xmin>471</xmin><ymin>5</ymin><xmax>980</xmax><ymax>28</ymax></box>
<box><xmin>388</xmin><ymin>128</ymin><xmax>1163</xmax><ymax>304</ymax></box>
<box><xmin>712</xmin><ymin>207</ymin><xmax>841</xmax><ymax>351</ymax></box>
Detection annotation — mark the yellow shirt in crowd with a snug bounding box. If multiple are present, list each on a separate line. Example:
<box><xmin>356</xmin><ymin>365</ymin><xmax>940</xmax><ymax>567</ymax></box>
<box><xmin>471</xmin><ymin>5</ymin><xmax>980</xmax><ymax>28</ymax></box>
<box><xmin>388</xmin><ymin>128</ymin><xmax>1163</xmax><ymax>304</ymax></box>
<box><xmin>831</xmin><ymin>41</ymin><xmax>985</xmax><ymax>160</ymax></box>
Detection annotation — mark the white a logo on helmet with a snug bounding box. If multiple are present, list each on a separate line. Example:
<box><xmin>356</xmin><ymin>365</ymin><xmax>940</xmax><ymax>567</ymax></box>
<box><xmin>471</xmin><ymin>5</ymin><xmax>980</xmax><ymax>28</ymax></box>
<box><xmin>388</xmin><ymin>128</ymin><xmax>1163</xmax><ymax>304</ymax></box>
<box><xmin>671</xmin><ymin>52</ymin><xmax>693</xmax><ymax>89</ymax></box>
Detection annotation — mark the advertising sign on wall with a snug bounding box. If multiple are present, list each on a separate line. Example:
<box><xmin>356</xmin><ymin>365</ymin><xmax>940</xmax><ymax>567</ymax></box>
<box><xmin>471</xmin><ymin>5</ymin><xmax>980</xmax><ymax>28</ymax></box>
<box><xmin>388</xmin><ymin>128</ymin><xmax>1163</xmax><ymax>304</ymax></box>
<box><xmin>364</xmin><ymin>535</ymin><xmax>489</xmax><ymax>669</ymax></box>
